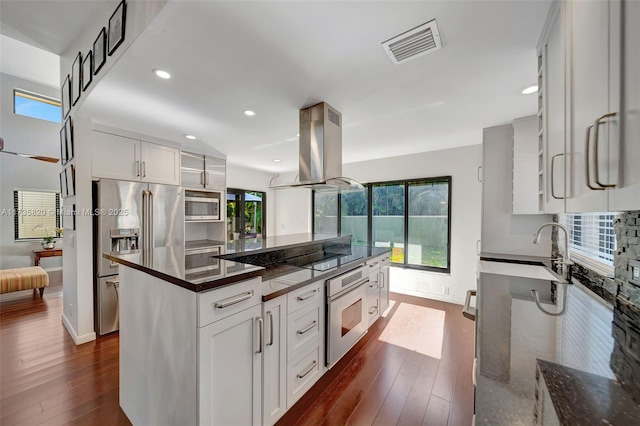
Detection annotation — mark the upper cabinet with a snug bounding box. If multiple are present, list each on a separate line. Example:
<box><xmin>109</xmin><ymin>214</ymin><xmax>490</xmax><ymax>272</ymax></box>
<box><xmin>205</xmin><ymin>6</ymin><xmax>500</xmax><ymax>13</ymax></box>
<box><xmin>609</xmin><ymin>0</ymin><xmax>640</xmax><ymax>211</ymax></box>
<box><xmin>512</xmin><ymin>116</ymin><xmax>540</xmax><ymax>214</ymax></box>
<box><xmin>537</xmin><ymin>0</ymin><xmax>639</xmax><ymax>213</ymax></box>
<box><xmin>181</xmin><ymin>151</ymin><xmax>226</xmax><ymax>191</ymax></box>
<box><xmin>537</xmin><ymin>2</ymin><xmax>566</xmax><ymax>214</ymax></box>
<box><xmin>565</xmin><ymin>0</ymin><xmax>620</xmax><ymax>213</ymax></box>
<box><xmin>92</xmin><ymin>131</ymin><xmax>180</xmax><ymax>186</ymax></box>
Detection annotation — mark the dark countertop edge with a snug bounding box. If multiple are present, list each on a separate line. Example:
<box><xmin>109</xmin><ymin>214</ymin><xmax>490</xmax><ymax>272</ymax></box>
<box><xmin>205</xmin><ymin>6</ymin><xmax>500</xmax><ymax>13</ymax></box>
<box><xmin>261</xmin><ymin>247</ymin><xmax>391</xmax><ymax>301</ymax></box>
<box><xmin>103</xmin><ymin>253</ymin><xmax>265</xmax><ymax>293</ymax></box>
<box><xmin>479</xmin><ymin>252</ymin><xmax>553</xmax><ymax>268</ymax></box>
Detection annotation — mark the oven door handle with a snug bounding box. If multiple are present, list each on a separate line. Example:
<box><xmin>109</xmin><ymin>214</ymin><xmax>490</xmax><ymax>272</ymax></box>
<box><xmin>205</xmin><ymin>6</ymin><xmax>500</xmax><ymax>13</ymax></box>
<box><xmin>329</xmin><ymin>278</ymin><xmax>368</xmax><ymax>301</ymax></box>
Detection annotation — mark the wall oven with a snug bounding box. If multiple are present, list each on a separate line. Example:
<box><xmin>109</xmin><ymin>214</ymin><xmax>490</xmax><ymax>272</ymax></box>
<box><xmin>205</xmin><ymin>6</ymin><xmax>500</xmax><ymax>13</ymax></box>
<box><xmin>185</xmin><ymin>190</ymin><xmax>220</xmax><ymax>221</ymax></box>
<box><xmin>326</xmin><ymin>265</ymin><xmax>368</xmax><ymax>368</ymax></box>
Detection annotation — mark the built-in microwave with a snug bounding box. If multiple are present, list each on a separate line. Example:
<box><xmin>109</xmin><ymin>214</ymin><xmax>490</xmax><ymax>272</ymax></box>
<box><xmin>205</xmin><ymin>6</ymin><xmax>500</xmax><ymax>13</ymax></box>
<box><xmin>185</xmin><ymin>191</ymin><xmax>220</xmax><ymax>221</ymax></box>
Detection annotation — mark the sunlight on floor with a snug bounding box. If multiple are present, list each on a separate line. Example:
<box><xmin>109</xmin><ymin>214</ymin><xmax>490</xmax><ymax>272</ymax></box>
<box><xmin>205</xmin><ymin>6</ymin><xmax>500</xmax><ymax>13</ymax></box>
<box><xmin>378</xmin><ymin>301</ymin><xmax>446</xmax><ymax>359</ymax></box>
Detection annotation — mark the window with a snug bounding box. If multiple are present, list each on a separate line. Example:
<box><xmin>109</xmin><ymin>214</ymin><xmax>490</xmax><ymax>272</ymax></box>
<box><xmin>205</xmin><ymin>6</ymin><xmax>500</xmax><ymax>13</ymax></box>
<box><xmin>14</xmin><ymin>89</ymin><xmax>62</xmax><ymax>124</ymax></box>
<box><xmin>313</xmin><ymin>176</ymin><xmax>451</xmax><ymax>272</ymax></box>
<box><xmin>227</xmin><ymin>189</ymin><xmax>266</xmax><ymax>239</ymax></box>
<box><xmin>561</xmin><ymin>212</ymin><xmax>616</xmax><ymax>272</ymax></box>
<box><xmin>14</xmin><ymin>190</ymin><xmax>62</xmax><ymax>240</ymax></box>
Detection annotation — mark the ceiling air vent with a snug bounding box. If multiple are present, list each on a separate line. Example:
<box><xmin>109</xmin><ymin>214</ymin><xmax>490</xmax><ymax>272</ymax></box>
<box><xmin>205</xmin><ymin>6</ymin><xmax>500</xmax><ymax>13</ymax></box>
<box><xmin>382</xmin><ymin>19</ymin><xmax>443</xmax><ymax>65</ymax></box>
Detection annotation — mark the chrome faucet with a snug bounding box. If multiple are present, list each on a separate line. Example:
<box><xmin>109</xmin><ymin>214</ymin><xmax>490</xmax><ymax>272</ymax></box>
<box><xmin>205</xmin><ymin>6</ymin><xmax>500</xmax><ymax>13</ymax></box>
<box><xmin>532</xmin><ymin>222</ymin><xmax>573</xmax><ymax>281</ymax></box>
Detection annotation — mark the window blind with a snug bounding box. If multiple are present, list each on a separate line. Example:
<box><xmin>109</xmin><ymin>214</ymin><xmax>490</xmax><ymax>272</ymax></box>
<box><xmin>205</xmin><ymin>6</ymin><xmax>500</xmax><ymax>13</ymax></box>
<box><xmin>561</xmin><ymin>213</ymin><xmax>616</xmax><ymax>265</ymax></box>
<box><xmin>14</xmin><ymin>190</ymin><xmax>61</xmax><ymax>240</ymax></box>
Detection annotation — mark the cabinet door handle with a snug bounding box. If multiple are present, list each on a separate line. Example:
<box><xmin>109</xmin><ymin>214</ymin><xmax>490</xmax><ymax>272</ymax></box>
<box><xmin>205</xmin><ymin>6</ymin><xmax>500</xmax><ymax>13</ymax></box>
<box><xmin>477</xmin><ymin>165</ymin><xmax>483</xmax><ymax>183</ymax></box>
<box><xmin>213</xmin><ymin>291</ymin><xmax>253</xmax><ymax>309</ymax></box>
<box><xmin>476</xmin><ymin>240</ymin><xmax>481</xmax><ymax>256</ymax></box>
<box><xmin>142</xmin><ymin>161</ymin><xmax>146</xmax><ymax>178</ymax></box>
<box><xmin>296</xmin><ymin>289</ymin><xmax>318</xmax><ymax>301</ymax></box>
<box><xmin>296</xmin><ymin>360</ymin><xmax>317</xmax><ymax>379</ymax></box>
<box><xmin>266</xmin><ymin>311</ymin><xmax>274</xmax><ymax>347</ymax></box>
<box><xmin>585</xmin><ymin>124</ymin><xmax>605</xmax><ymax>190</ymax></box>
<box><xmin>462</xmin><ymin>290</ymin><xmax>477</xmax><ymax>321</ymax></box>
<box><xmin>297</xmin><ymin>320</ymin><xmax>318</xmax><ymax>335</ymax></box>
<box><xmin>205</xmin><ymin>171</ymin><xmax>210</xmax><ymax>186</ymax></box>
<box><xmin>256</xmin><ymin>317</ymin><xmax>264</xmax><ymax>354</ymax></box>
<box><xmin>550</xmin><ymin>153</ymin><xmax>565</xmax><ymax>199</ymax></box>
<box><xmin>135</xmin><ymin>161</ymin><xmax>140</xmax><ymax>177</ymax></box>
<box><xmin>593</xmin><ymin>112</ymin><xmax>617</xmax><ymax>188</ymax></box>
<box><xmin>380</xmin><ymin>272</ymin><xmax>385</xmax><ymax>289</ymax></box>
<box><xmin>369</xmin><ymin>306</ymin><xmax>378</xmax><ymax>315</ymax></box>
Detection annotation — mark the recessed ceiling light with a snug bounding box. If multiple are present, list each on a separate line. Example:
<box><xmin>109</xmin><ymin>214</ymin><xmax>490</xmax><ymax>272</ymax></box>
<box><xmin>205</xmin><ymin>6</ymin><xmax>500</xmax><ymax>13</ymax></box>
<box><xmin>273</xmin><ymin>159</ymin><xmax>281</xmax><ymax>163</ymax></box>
<box><xmin>243</xmin><ymin>110</ymin><xmax>256</xmax><ymax>116</ymax></box>
<box><xmin>521</xmin><ymin>85</ymin><xmax>538</xmax><ymax>95</ymax></box>
<box><xmin>153</xmin><ymin>69</ymin><xmax>171</xmax><ymax>79</ymax></box>
<box><xmin>296</xmin><ymin>133</ymin><xmax>300</xmax><ymax>137</ymax></box>
<box><xmin>184</xmin><ymin>134</ymin><xmax>197</xmax><ymax>140</ymax></box>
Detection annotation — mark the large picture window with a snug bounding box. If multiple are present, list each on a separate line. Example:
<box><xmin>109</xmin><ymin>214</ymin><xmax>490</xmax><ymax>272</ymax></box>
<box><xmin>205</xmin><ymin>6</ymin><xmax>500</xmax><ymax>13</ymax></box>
<box><xmin>313</xmin><ymin>176</ymin><xmax>451</xmax><ymax>272</ymax></box>
<box><xmin>14</xmin><ymin>190</ymin><xmax>62</xmax><ymax>240</ymax></box>
<box><xmin>13</xmin><ymin>89</ymin><xmax>61</xmax><ymax>124</ymax></box>
<box><xmin>227</xmin><ymin>188</ymin><xmax>266</xmax><ymax>239</ymax></box>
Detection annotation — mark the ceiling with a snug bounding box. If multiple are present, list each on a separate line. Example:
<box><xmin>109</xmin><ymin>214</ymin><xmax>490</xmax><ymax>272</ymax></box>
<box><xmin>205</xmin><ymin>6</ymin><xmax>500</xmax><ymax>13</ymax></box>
<box><xmin>2</xmin><ymin>0</ymin><xmax>551</xmax><ymax>174</ymax></box>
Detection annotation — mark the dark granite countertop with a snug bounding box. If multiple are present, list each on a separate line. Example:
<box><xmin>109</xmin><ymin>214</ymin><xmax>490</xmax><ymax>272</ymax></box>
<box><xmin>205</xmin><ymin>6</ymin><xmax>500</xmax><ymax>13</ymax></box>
<box><xmin>104</xmin><ymin>234</ymin><xmax>391</xmax><ymax>300</ymax></box>
<box><xmin>476</xmin><ymin>265</ymin><xmax>640</xmax><ymax>425</ymax></box>
<box><xmin>103</xmin><ymin>247</ymin><xmax>265</xmax><ymax>293</ymax></box>
<box><xmin>223</xmin><ymin>233</ymin><xmax>346</xmax><ymax>256</ymax></box>
<box><xmin>537</xmin><ymin>359</ymin><xmax>640</xmax><ymax>425</ymax></box>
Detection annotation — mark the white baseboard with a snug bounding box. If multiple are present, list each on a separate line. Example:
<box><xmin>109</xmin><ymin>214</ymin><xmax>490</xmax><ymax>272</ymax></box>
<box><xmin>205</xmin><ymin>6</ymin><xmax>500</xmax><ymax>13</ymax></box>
<box><xmin>0</xmin><ymin>289</ymin><xmax>36</xmax><ymax>302</ymax></box>
<box><xmin>62</xmin><ymin>313</ymin><xmax>96</xmax><ymax>345</ymax></box>
<box><xmin>391</xmin><ymin>287</ymin><xmax>465</xmax><ymax>306</ymax></box>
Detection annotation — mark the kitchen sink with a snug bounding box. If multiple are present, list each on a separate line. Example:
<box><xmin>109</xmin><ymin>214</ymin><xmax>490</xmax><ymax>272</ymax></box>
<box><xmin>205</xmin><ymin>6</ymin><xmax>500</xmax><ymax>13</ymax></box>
<box><xmin>479</xmin><ymin>260</ymin><xmax>564</xmax><ymax>282</ymax></box>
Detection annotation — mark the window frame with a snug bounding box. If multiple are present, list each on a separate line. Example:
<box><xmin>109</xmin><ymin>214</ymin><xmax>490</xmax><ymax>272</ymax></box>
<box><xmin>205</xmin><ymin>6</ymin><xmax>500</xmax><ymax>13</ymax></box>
<box><xmin>227</xmin><ymin>188</ymin><xmax>267</xmax><ymax>240</ymax></box>
<box><xmin>13</xmin><ymin>189</ymin><xmax>62</xmax><ymax>241</ymax></box>
<box><xmin>312</xmin><ymin>175</ymin><xmax>452</xmax><ymax>274</ymax></box>
<box><xmin>560</xmin><ymin>212</ymin><xmax>616</xmax><ymax>277</ymax></box>
<box><xmin>13</xmin><ymin>89</ymin><xmax>62</xmax><ymax>124</ymax></box>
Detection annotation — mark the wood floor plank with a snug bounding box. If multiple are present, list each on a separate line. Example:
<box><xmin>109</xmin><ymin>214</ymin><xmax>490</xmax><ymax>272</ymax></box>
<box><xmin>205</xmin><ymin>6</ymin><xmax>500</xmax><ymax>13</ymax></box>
<box><xmin>422</xmin><ymin>395</ymin><xmax>451</xmax><ymax>426</ymax></box>
<box><xmin>1</xmin><ymin>282</ymin><xmax>474</xmax><ymax>426</ymax></box>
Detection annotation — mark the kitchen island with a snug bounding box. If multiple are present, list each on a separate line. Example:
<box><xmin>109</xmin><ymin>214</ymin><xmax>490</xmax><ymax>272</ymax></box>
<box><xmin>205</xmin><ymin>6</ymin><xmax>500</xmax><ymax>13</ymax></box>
<box><xmin>104</xmin><ymin>233</ymin><xmax>391</xmax><ymax>426</ymax></box>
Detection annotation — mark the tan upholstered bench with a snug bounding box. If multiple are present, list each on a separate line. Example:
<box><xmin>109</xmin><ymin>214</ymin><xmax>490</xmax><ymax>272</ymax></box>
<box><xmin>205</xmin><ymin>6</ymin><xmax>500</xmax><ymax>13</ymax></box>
<box><xmin>0</xmin><ymin>266</ymin><xmax>49</xmax><ymax>297</ymax></box>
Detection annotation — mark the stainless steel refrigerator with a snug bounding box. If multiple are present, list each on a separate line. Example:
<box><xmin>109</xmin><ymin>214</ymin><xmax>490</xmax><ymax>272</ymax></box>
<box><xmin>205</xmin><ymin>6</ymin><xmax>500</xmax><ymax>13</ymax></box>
<box><xmin>93</xmin><ymin>179</ymin><xmax>184</xmax><ymax>335</ymax></box>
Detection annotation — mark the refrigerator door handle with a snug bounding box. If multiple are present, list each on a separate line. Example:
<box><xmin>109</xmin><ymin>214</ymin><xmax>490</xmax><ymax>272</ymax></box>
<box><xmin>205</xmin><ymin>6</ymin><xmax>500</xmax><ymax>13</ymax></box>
<box><xmin>148</xmin><ymin>191</ymin><xmax>154</xmax><ymax>253</ymax></box>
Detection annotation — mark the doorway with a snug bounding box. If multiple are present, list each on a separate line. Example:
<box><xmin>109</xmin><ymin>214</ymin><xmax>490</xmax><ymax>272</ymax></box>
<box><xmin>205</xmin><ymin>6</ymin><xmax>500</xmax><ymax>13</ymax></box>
<box><xmin>226</xmin><ymin>188</ymin><xmax>266</xmax><ymax>240</ymax></box>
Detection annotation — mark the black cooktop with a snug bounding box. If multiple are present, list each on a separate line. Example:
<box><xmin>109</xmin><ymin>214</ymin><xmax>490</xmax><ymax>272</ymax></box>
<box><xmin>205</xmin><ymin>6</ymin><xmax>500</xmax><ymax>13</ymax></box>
<box><xmin>280</xmin><ymin>251</ymin><xmax>365</xmax><ymax>272</ymax></box>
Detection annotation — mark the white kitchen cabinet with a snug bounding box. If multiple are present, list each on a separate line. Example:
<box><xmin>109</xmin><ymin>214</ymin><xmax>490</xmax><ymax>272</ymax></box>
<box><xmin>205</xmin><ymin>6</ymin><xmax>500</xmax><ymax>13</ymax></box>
<box><xmin>286</xmin><ymin>282</ymin><xmax>324</xmax><ymax>408</ymax></box>
<box><xmin>565</xmin><ymin>0</ymin><xmax>621</xmax><ymax>213</ymax></box>
<box><xmin>198</xmin><ymin>303</ymin><xmax>262</xmax><ymax>426</ymax></box>
<box><xmin>367</xmin><ymin>261</ymin><xmax>380</xmax><ymax>325</ymax></box>
<box><xmin>512</xmin><ymin>116</ymin><xmax>540</xmax><ymax>214</ymax></box>
<box><xmin>380</xmin><ymin>261</ymin><xmax>390</xmax><ymax>313</ymax></box>
<box><xmin>537</xmin><ymin>1</ymin><xmax>566</xmax><ymax>214</ymax></box>
<box><xmin>182</xmin><ymin>151</ymin><xmax>226</xmax><ymax>191</ymax></box>
<box><xmin>262</xmin><ymin>296</ymin><xmax>287</xmax><ymax>426</ymax></box>
<box><xmin>92</xmin><ymin>130</ymin><xmax>180</xmax><ymax>185</ymax></box>
<box><xmin>610</xmin><ymin>0</ymin><xmax>640</xmax><ymax>211</ymax></box>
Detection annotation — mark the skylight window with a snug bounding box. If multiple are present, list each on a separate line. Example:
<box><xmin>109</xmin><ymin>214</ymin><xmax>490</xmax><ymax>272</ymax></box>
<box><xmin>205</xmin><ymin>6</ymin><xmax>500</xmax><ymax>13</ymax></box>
<box><xmin>13</xmin><ymin>89</ymin><xmax>62</xmax><ymax>124</ymax></box>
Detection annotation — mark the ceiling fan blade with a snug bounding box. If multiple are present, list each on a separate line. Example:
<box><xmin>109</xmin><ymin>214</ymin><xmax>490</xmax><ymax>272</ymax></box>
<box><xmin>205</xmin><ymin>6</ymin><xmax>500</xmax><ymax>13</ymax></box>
<box><xmin>0</xmin><ymin>137</ymin><xmax>60</xmax><ymax>164</ymax></box>
<box><xmin>1</xmin><ymin>151</ymin><xmax>60</xmax><ymax>163</ymax></box>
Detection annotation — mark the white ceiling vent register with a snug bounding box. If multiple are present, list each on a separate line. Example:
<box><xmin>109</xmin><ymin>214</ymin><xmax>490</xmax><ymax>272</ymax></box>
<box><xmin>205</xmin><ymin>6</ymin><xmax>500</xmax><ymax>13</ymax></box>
<box><xmin>382</xmin><ymin>19</ymin><xmax>443</xmax><ymax>65</ymax></box>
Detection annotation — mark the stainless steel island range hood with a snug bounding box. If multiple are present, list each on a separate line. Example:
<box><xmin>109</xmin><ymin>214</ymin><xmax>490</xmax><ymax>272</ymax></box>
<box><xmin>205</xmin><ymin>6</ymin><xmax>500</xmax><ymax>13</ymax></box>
<box><xmin>271</xmin><ymin>102</ymin><xmax>363</xmax><ymax>191</ymax></box>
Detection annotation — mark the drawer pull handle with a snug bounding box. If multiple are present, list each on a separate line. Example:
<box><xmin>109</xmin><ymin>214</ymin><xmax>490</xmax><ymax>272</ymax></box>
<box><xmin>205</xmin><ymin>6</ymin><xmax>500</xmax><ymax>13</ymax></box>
<box><xmin>369</xmin><ymin>282</ymin><xmax>377</xmax><ymax>288</ymax></box>
<box><xmin>297</xmin><ymin>320</ymin><xmax>317</xmax><ymax>335</ymax></box>
<box><xmin>297</xmin><ymin>360</ymin><xmax>317</xmax><ymax>379</ymax></box>
<box><xmin>369</xmin><ymin>306</ymin><xmax>378</xmax><ymax>315</ymax></box>
<box><xmin>369</xmin><ymin>261</ymin><xmax>379</xmax><ymax>267</ymax></box>
<box><xmin>214</xmin><ymin>291</ymin><xmax>253</xmax><ymax>309</ymax></box>
<box><xmin>297</xmin><ymin>289</ymin><xmax>318</xmax><ymax>301</ymax></box>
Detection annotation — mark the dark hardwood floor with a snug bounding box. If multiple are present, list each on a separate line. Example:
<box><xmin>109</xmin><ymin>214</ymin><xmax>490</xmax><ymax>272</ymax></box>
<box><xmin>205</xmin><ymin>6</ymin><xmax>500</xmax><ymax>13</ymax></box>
<box><xmin>1</xmin><ymin>273</ymin><xmax>475</xmax><ymax>426</ymax></box>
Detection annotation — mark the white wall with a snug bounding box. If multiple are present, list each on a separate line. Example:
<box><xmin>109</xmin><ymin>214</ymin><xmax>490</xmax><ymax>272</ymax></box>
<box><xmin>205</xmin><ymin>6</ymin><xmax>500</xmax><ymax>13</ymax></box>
<box><xmin>270</xmin><ymin>144</ymin><xmax>483</xmax><ymax>305</ymax></box>
<box><xmin>0</xmin><ymin>73</ymin><xmax>62</xmax><ymax>273</ymax></box>
<box><xmin>59</xmin><ymin>0</ymin><xmax>168</xmax><ymax>344</ymax></box>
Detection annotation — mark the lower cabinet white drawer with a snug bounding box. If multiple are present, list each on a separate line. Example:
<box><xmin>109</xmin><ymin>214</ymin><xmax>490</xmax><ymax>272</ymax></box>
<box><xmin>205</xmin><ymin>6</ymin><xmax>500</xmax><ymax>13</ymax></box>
<box><xmin>287</xmin><ymin>282</ymin><xmax>323</xmax><ymax>315</ymax></box>
<box><xmin>198</xmin><ymin>278</ymin><xmax>262</xmax><ymax>327</ymax></box>
<box><xmin>367</xmin><ymin>295</ymin><xmax>380</xmax><ymax>326</ymax></box>
<box><xmin>287</xmin><ymin>345</ymin><xmax>322</xmax><ymax>409</ymax></box>
<box><xmin>287</xmin><ymin>304</ymin><xmax>321</xmax><ymax>360</ymax></box>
